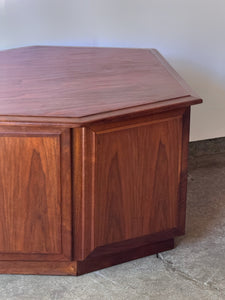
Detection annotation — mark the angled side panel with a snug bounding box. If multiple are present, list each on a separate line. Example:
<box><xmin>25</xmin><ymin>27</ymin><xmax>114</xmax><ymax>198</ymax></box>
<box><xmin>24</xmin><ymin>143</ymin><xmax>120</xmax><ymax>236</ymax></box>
<box><xmin>177</xmin><ymin>107</ymin><xmax>191</xmax><ymax>234</ymax></box>
<box><xmin>92</xmin><ymin>112</ymin><xmax>183</xmax><ymax>247</ymax></box>
<box><xmin>73</xmin><ymin>109</ymin><xmax>188</xmax><ymax>260</ymax></box>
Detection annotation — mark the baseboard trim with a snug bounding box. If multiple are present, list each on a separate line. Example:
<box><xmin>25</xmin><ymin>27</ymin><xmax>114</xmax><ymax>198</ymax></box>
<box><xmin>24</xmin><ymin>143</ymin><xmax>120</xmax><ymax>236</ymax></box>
<box><xmin>189</xmin><ymin>137</ymin><xmax>225</xmax><ymax>157</ymax></box>
<box><xmin>77</xmin><ymin>239</ymin><xmax>174</xmax><ymax>275</ymax></box>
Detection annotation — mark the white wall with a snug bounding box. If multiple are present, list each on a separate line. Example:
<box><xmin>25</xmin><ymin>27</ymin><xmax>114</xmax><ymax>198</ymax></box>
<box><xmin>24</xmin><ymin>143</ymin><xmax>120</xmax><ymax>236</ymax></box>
<box><xmin>1</xmin><ymin>0</ymin><xmax>225</xmax><ymax>141</ymax></box>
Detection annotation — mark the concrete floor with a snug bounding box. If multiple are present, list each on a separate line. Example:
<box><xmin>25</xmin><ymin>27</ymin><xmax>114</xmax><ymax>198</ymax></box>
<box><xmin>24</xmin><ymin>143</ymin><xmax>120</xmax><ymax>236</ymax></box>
<box><xmin>0</xmin><ymin>152</ymin><xmax>225</xmax><ymax>300</ymax></box>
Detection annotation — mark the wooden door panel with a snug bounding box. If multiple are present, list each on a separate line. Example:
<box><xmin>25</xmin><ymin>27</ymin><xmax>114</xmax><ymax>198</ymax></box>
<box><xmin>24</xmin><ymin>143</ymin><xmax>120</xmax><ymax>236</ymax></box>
<box><xmin>94</xmin><ymin>117</ymin><xmax>182</xmax><ymax>246</ymax></box>
<box><xmin>0</xmin><ymin>127</ymin><xmax>71</xmax><ymax>261</ymax></box>
<box><xmin>73</xmin><ymin>109</ymin><xmax>186</xmax><ymax>260</ymax></box>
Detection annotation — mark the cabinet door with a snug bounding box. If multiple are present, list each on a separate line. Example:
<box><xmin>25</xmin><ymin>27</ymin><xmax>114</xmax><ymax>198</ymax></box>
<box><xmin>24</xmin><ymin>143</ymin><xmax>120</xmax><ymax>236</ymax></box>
<box><xmin>0</xmin><ymin>126</ymin><xmax>71</xmax><ymax>261</ymax></box>
<box><xmin>74</xmin><ymin>108</ymin><xmax>189</xmax><ymax>260</ymax></box>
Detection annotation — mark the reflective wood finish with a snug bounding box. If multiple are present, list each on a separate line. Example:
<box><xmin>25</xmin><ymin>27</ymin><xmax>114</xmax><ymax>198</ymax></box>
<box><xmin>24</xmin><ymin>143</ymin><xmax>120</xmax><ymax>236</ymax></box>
<box><xmin>0</xmin><ymin>46</ymin><xmax>202</xmax><ymax>275</ymax></box>
<box><xmin>73</xmin><ymin>108</ymin><xmax>189</xmax><ymax>263</ymax></box>
<box><xmin>0</xmin><ymin>127</ymin><xmax>72</xmax><ymax>262</ymax></box>
<box><xmin>0</xmin><ymin>46</ymin><xmax>201</xmax><ymax>122</ymax></box>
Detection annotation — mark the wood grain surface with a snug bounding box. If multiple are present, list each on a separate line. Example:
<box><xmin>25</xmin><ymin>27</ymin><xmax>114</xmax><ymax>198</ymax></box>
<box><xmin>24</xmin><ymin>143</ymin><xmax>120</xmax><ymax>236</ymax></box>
<box><xmin>73</xmin><ymin>109</ymin><xmax>187</xmax><ymax>260</ymax></box>
<box><xmin>0</xmin><ymin>46</ymin><xmax>202</xmax><ymax>275</ymax></box>
<box><xmin>0</xmin><ymin>261</ymin><xmax>77</xmax><ymax>275</ymax></box>
<box><xmin>0</xmin><ymin>126</ymin><xmax>72</xmax><ymax>261</ymax></box>
<box><xmin>94</xmin><ymin>113</ymin><xmax>182</xmax><ymax>246</ymax></box>
<box><xmin>0</xmin><ymin>46</ymin><xmax>202</xmax><ymax>121</ymax></box>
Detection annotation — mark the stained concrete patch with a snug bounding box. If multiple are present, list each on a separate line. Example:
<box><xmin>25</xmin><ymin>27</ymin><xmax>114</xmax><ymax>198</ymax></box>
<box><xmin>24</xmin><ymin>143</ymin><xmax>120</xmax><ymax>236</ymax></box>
<box><xmin>0</xmin><ymin>257</ymin><xmax>222</xmax><ymax>300</ymax></box>
<box><xmin>97</xmin><ymin>256</ymin><xmax>222</xmax><ymax>300</ymax></box>
<box><xmin>160</xmin><ymin>153</ymin><xmax>225</xmax><ymax>295</ymax></box>
<box><xmin>189</xmin><ymin>137</ymin><xmax>225</xmax><ymax>157</ymax></box>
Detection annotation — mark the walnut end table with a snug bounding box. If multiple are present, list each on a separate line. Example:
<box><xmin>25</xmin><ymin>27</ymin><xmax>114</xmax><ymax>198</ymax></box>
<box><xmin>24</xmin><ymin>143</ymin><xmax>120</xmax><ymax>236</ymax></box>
<box><xmin>0</xmin><ymin>46</ymin><xmax>202</xmax><ymax>275</ymax></box>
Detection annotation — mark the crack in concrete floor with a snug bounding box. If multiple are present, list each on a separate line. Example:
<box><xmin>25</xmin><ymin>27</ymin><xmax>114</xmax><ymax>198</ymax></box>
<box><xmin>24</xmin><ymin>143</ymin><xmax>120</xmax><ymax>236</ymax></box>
<box><xmin>157</xmin><ymin>152</ymin><xmax>225</xmax><ymax>299</ymax></box>
<box><xmin>158</xmin><ymin>253</ymin><xmax>222</xmax><ymax>294</ymax></box>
